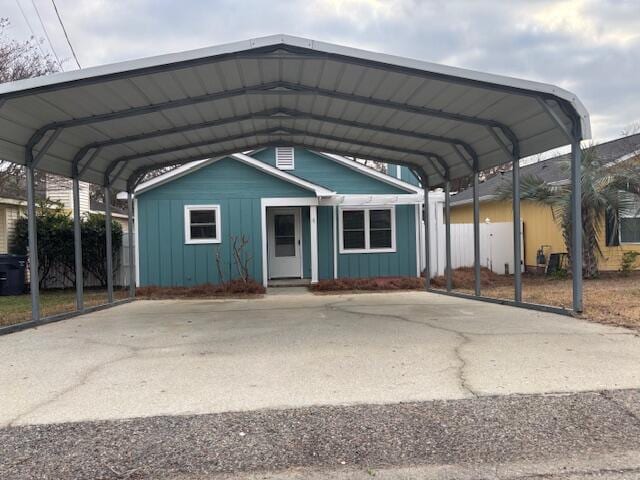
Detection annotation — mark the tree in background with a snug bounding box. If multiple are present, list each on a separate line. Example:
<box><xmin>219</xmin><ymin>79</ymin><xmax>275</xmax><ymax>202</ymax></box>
<box><xmin>81</xmin><ymin>213</ymin><xmax>123</xmax><ymax>288</ymax></box>
<box><xmin>11</xmin><ymin>200</ymin><xmax>73</xmax><ymax>288</ymax></box>
<box><xmin>11</xmin><ymin>204</ymin><xmax>123</xmax><ymax>289</ymax></box>
<box><xmin>0</xmin><ymin>17</ymin><xmax>60</xmax><ymax>193</ymax></box>
<box><xmin>496</xmin><ymin>145</ymin><xmax>640</xmax><ymax>278</ymax></box>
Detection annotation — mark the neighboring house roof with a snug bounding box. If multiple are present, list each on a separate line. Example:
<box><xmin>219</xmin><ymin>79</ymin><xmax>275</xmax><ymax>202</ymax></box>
<box><xmin>0</xmin><ymin>196</ymin><xmax>26</xmax><ymax>206</ymax></box>
<box><xmin>452</xmin><ymin>133</ymin><xmax>640</xmax><ymax>206</ymax></box>
<box><xmin>89</xmin><ymin>199</ymin><xmax>129</xmax><ymax>218</ymax></box>
<box><xmin>130</xmin><ymin>149</ymin><xmax>420</xmax><ymax>197</ymax></box>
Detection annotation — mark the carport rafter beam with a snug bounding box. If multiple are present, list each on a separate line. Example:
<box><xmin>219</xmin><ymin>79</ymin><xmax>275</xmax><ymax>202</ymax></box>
<box><xmin>76</xmin><ymin>147</ymin><xmax>102</xmax><ymax>178</ymax></box>
<box><xmin>126</xmin><ymin>140</ymin><xmax>431</xmax><ymax>191</ymax></box>
<box><xmin>105</xmin><ymin>126</ymin><xmax>447</xmax><ymax>185</ymax></box>
<box><xmin>71</xmin><ymin>108</ymin><xmax>481</xmax><ymax>179</ymax></box>
<box><xmin>536</xmin><ymin>98</ymin><xmax>573</xmax><ymax>142</ymax></box>
<box><xmin>27</xmin><ymin>81</ymin><xmax>517</xmax><ymax>168</ymax></box>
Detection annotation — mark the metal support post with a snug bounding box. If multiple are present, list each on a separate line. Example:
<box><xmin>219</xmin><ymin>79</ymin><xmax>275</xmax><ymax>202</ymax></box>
<box><xmin>127</xmin><ymin>192</ymin><xmax>135</xmax><ymax>298</ymax></box>
<box><xmin>512</xmin><ymin>158</ymin><xmax>522</xmax><ymax>302</ymax></box>
<box><xmin>571</xmin><ymin>137</ymin><xmax>583</xmax><ymax>312</ymax></box>
<box><xmin>72</xmin><ymin>177</ymin><xmax>84</xmax><ymax>311</ymax></box>
<box><xmin>104</xmin><ymin>186</ymin><xmax>114</xmax><ymax>303</ymax></box>
<box><xmin>26</xmin><ymin>164</ymin><xmax>40</xmax><ymax>322</ymax></box>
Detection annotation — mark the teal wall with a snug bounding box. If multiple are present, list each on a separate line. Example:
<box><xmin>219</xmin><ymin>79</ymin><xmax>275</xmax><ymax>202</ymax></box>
<box><xmin>389</xmin><ymin>164</ymin><xmax>421</xmax><ymax>187</ymax></box>
<box><xmin>137</xmin><ymin>153</ymin><xmax>419</xmax><ymax>287</ymax></box>
<box><xmin>137</xmin><ymin>157</ymin><xmax>313</xmax><ymax>287</ymax></box>
<box><xmin>317</xmin><ymin>206</ymin><xmax>335</xmax><ymax>280</ymax></box>
<box><xmin>252</xmin><ymin>149</ymin><xmax>412</xmax><ymax>194</ymax></box>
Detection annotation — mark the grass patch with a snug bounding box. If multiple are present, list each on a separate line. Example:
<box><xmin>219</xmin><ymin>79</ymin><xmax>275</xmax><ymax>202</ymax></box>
<box><xmin>310</xmin><ymin>276</ymin><xmax>424</xmax><ymax>293</ymax></box>
<box><xmin>433</xmin><ymin>268</ymin><xmax>640</xmax><ymax>331</ymax></box>
<box><xmin>137</xmin><ymin>279</ymin><xmax>266</xmax><ymax>299</ymax></box>
<box><xmin>0</xmin><ymin>289</ymin><xmax>129</xmax><ymax>327</ymax></box>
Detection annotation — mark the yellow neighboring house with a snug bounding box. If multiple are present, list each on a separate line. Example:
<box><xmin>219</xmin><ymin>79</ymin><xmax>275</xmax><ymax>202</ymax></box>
<box><xmin>451</xmin><ymin>134</ymin><xmax>640</xmax><ymax>272</ymax></box>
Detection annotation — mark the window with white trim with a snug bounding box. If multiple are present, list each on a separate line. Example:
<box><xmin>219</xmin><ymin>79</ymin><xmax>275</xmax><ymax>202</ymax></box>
<box><xmin>339</xmin><ymin>206</ymin><xmax>395</xmax><ymax>253</ymax></box>
<box><xmin>275</xmin><ymin>147</ymin><xmax>295</xmax><ymax>170</ymax></box>
<box><xmin>620</xmin><ymin>197</ymin><xmax>640</xmax><ymax>244</ymax></box>
<box><xmin>184</xmin><ymin>205</ymin><xmax>221</xmax><ymax>244</ymax></box>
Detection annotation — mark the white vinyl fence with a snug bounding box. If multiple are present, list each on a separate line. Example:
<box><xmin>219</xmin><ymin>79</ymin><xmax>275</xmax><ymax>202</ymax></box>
<box><xmin>419</xmin><ymin>193</ymin><xmax>524</xmax><ymax>277</ymax></box>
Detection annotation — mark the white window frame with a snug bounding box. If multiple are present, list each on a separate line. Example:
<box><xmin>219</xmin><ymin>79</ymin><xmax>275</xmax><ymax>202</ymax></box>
<box><xmin>184</xmin><ymin>204</ymin><xmax>221</xmax><ymax>244</ymax></box>
<box><xmin>338</xmin><ymin>205</ymin><xmax>396</xmax><ymax>254</ymax></box>
<box><xmin>275</xmin><ymin>147</ymin><xmax>295</xmax><ymax>170</ymax></box>
<box><xmin>619</xmin><ymin>199</ymin><xmax>640</xmax><ymax>245</ymax></box>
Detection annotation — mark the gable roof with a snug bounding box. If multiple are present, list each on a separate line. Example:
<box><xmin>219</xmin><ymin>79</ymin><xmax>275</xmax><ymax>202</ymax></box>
<box><xmin>130</xmin><ymin>149</ymin><xmax>421</xmax><ymax>197</ymax></box>
<box><xmin>132</xmin><ymin>152</ymin><xmax>336</xmax><ymax>197</ymax></box>
<box><xmin>451</xmin><ymin>133</ymin><xmax>640</xmax><ymax>205</ymax></box>
<box><xmin>312</xmin><ymin>152</ymin><xmax>422</xmax><ymax>194</ymax></box>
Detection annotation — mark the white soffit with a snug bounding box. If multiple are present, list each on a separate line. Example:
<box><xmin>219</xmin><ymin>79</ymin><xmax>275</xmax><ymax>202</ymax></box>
<box><xmin>0</xmin><ymin>34</ymin><xmax>590</xmax><ymax>191</ymax></box>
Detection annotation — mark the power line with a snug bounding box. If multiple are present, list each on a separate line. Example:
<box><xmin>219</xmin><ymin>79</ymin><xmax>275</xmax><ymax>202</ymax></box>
<box><xmin>13</xmin><ymin>0</ymin><xmax>47</xmax><ymax>58</ymax></box>
<box><xmin>29</xmin><ymin>0</ymin><xmax>63</xmax><ymax>68</ymax></box>
<box><xmin>50</xmin><ymin>0</ymin><xmax>81</xmax><ymax>69</ymax></box>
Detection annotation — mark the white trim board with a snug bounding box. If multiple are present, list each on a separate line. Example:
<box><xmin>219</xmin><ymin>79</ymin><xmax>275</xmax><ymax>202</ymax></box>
<box><xmin>130</xmin><ymin>153</ymin><xmax>335</xmax><ymax>197</ymax></box>
<box><xmin>312</xmin><ymin>151</ymin><xmax>422</xmax><ymax>194</ymax></box>
<box><xmin>319</xmin><ymin>193</ymin><xmax>423</xmax><ymax>206</ymax></box>
<box><xmin>183</xmin><ymin>204</ymin><xmax>221</xmax><ymax>244</ymax></box>
<box><xmin>260</xmin><ymin>197</ymin><xmax>321</xmax><ymax>286</ymax></box>
<box><xmin>338</xmin><ymin>205</ymin><xmax>397</xmax><ymax>254</ymax></box>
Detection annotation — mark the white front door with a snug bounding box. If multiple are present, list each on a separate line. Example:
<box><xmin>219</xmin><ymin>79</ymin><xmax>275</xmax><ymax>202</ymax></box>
<box><xmin>267</xmin><ymin>208</ymin><xmax>302</xmax><ymax>279</ymax></box>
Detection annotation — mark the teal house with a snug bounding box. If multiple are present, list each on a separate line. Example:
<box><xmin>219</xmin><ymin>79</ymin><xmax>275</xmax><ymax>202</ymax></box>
<box><xmin>133</xmin><ymin>147</ymin><xmax>423</xmax><ymax>287</ymax></box>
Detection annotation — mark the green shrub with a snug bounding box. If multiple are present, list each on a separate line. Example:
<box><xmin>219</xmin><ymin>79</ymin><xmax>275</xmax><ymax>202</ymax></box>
<box><xmin>621</xmin><ymin>251</ymin><xmax>640</xmax><ymax>275</ymax></box>
<box><xmin>11</xmin><ymin>202</ymin><xmax>123</xmax><ymax>288</ymax></box>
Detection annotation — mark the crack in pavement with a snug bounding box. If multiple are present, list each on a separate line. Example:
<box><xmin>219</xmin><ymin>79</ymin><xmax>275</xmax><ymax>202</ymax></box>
<box><xmin>326</xmin><ymin>301</ymin><xmax>479</xmax><ymax>397</ymax></box>
<box><xmin>7</xmin><ymin>349</ymin><xmax>137</xmax><ymax>427</ymax></box>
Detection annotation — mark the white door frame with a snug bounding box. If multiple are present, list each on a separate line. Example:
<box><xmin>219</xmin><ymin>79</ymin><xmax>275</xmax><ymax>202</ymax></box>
<box><xmin>267</xmin><ymin>207</ymin><xmax>303</xmax><ymax>280</ymax></box>
<box><xmin>260</xmin><ymin>197</ymin><xmax>319</xmax><ymax>286</ymax></box>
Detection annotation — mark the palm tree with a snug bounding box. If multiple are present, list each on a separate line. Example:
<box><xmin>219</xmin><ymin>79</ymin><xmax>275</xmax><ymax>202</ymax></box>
<box><xmin>496</xmin><ymin>145</ymin><xmax>640</xmax><ymax>278</ymax></box>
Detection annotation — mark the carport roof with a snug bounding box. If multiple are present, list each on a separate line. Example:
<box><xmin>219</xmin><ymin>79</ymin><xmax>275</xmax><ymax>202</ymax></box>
<box><xmin>0</xmin><ymin>34</ymin><xmax>590</xmax><ymax>192</ymax></box>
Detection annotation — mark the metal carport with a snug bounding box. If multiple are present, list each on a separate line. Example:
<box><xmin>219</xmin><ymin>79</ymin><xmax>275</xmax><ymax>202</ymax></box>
<box><xmin>0</xmin><ymin>34</ymin><xmax>590</xmax><ymax>325</ymax></box>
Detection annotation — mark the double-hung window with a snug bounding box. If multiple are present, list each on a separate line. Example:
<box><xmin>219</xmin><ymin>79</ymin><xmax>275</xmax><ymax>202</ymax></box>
<box><xmin>184</xmin><ymin>205</ymin><xmax>221</xmax><ymax>244</ymax></box>
<box><xmin>339</xmin><ymin>206</ymin><xmax>395</xmax><ymax>253</ymax></box>
<box><xmin>620</xmin><ymin>197</ymin><xmax>640</xmax><ymax>244</ymax></box>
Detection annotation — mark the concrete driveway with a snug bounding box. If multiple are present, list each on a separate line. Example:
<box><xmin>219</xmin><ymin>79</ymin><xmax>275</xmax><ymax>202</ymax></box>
<box><xmin>1</xmin><ymin>291</ymin><xmax>639</xmax><ymax>427</ymax></box>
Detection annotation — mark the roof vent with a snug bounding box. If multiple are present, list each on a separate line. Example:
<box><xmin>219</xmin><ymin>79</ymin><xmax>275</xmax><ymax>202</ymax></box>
<box><xmin>276</xmin><ymin>147</ymin><xmax>295</xmax><ymax>170</ymax></box>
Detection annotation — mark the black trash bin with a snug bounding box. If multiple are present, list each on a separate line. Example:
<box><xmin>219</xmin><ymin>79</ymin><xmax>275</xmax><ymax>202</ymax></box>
<box><xmin>0</xmin><ymin>254</ymin><xmax>27</xmax><ymax>296</ymax></box>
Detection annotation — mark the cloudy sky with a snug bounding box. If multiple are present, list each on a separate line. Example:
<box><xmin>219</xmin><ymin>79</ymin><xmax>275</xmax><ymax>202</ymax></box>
<box><xmin>2</xmin><ymin>0</ymin><xmax>639</xmax><ymax>144</ymax></box>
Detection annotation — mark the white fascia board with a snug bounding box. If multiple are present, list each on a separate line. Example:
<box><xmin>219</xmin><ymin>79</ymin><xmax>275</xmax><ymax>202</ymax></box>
<box><xmin>311</xmin><ymin>151</ymin><xmax>422</xmax><ymax>194</ymax></box>
<box><xmin>131</xmin><ymin>158</ymin><xmax>214</xmax><ymax>196</ymax></box>
<box><xmin>0</xmin><ymin>34</ymin><xmax>590</xmax><ymax>139</ymax></box>
<box><xmin>88</xmin><ymin>209</ymin><xmax>129</xmax><ymax>219</ymax></box>
<box><xmin>0</xmin><ymin>197</ymin><xmax>27</xmax><ymax>206</ymax></box>
<box><xmin>231</xmin><ymin>153</ymin><xmax>335</xmax><ymax>196</ymax></box>
<box><xmin>320</xmin><ymin>193</ymin><xmax>423</xmax><ymax>206</ymax></box>
<box><xmin>129</xmin><ymin>153</ymin><xmax>335</xmax><ymax>198</ymax></box>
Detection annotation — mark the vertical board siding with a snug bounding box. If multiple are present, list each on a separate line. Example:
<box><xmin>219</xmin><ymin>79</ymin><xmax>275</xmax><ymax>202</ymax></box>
<box><xmin>252</xmin><ymin>149</ymin><xmax>412</xmax><ymax>194</ymax></box>
<box><xmin>138</xmin><ymin>158</ymin><xmax>313</xmax><ymax>287</ymax></box>
<box><xmin>317</xmin><ymin>206</ymin><xmax>334</xmax><ymax>279</ymax></box>
<box><xmin>336</xmin><ymin>204</ymin><xmax>418</xmax><ymax>278</ymax></box>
